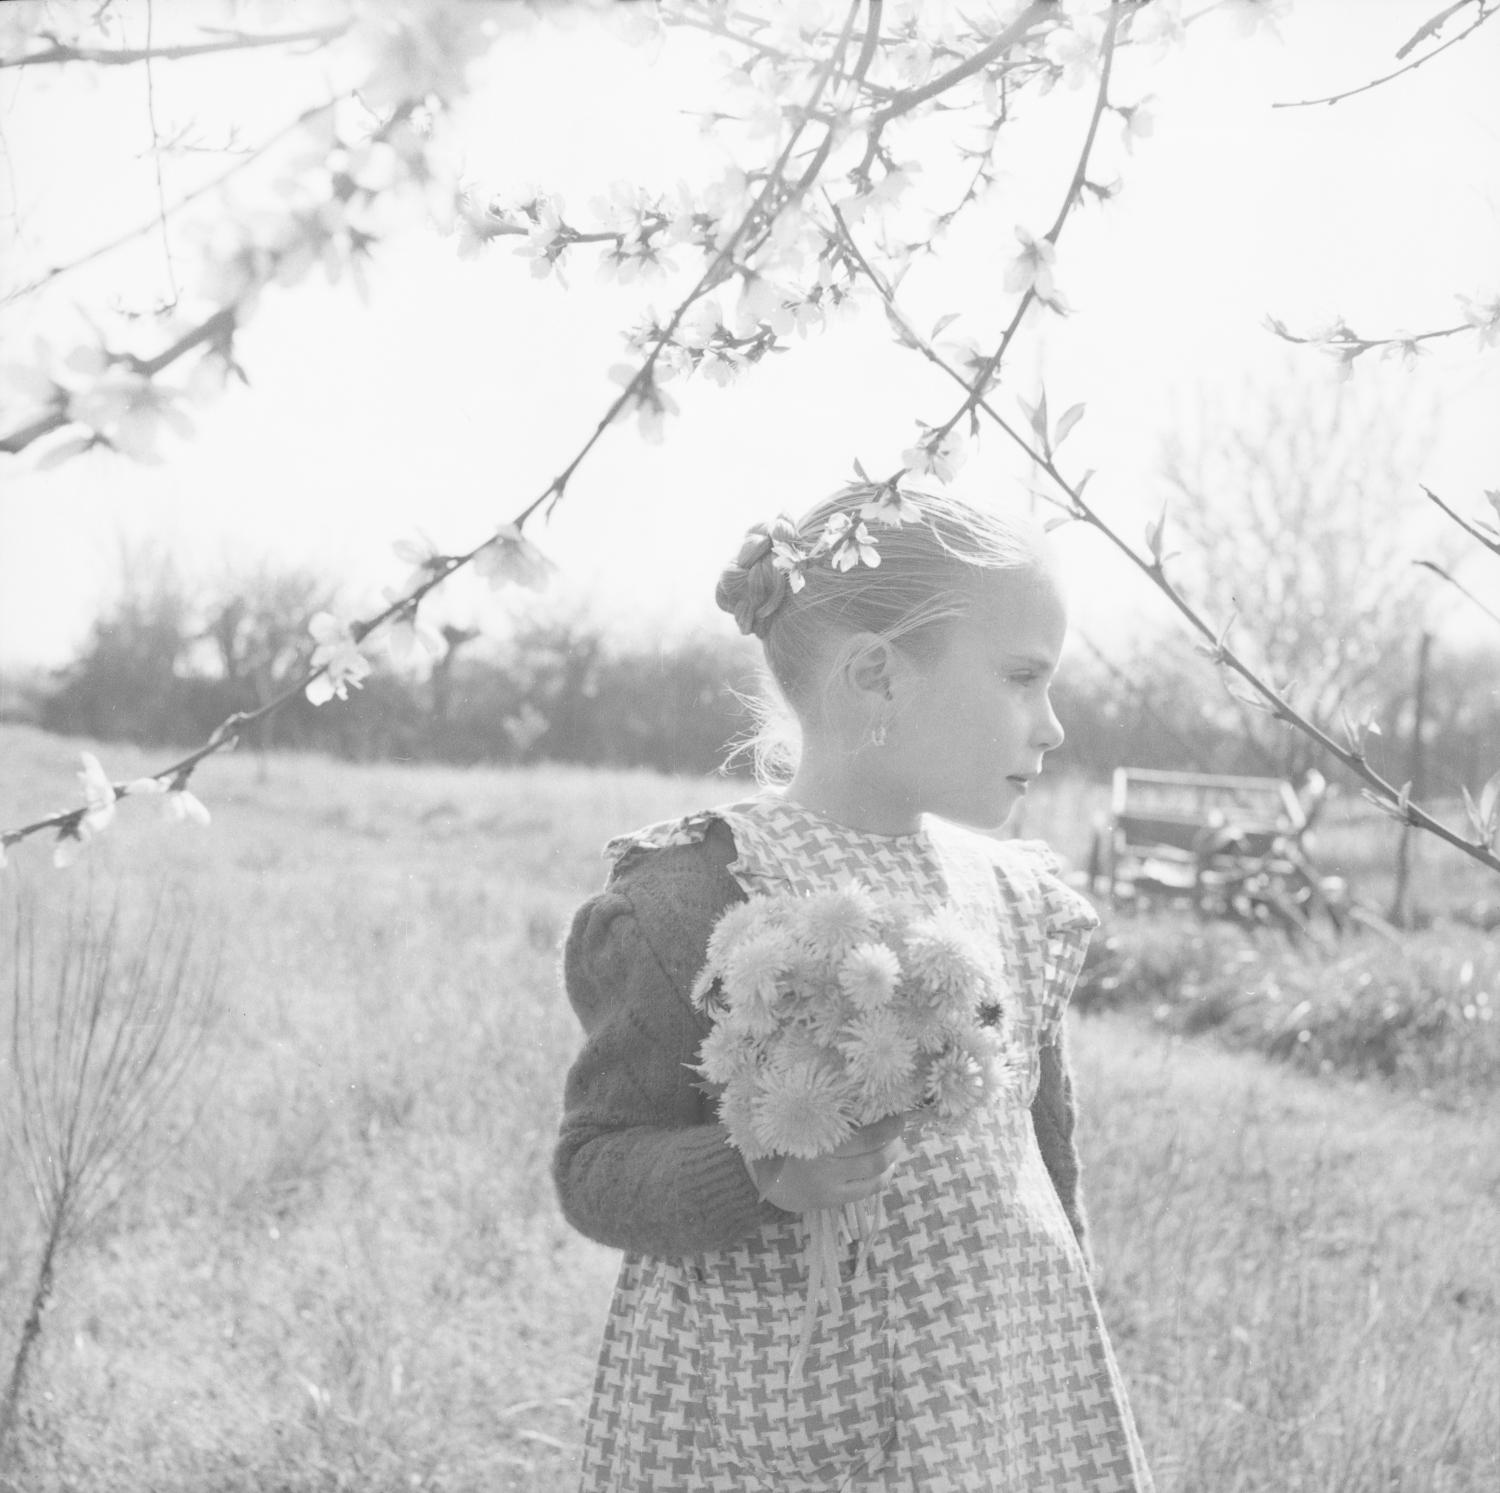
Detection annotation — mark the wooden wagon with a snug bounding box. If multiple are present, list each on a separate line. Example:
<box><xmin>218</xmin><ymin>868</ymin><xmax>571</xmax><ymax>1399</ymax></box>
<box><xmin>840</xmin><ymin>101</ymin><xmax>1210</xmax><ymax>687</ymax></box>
<box><xmin>1087</xmin><ymin>767</ymin><xmax>1345</xmax><ymax>936</ymax></box>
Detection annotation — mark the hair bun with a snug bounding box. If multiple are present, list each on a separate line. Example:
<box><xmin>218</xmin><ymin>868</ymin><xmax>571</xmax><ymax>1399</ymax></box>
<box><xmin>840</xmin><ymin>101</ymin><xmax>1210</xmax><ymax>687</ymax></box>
<box><xmin>715</xmin><ymin>515</ymin><xmax>800</xmax><ymax>638</ymax></box>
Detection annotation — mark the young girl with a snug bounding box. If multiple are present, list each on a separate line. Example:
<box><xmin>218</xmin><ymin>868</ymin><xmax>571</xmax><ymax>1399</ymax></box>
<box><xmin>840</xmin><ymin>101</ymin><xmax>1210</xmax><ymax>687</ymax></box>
<box><xmin>553</xmin><ymin>486</ymin><xmax>1153</xmax><ymax>1492</ymax></box>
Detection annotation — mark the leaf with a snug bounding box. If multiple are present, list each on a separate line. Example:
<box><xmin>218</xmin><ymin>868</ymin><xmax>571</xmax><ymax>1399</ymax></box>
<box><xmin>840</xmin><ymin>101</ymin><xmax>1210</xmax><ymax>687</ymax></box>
<box><xmin>852</xmin><ymin>457</ymin><xmax>870</xmax><ymax>484</ymax></box>
<box><xmin>1144</xmin><ymin>500</ymin><xmax>1168</xmax><ymax>563</ymax></box>
<box><xmin>34</xmin><ymin>434</ymin><xmax>95</xmax><ymax>471</ymax></box>
<box><xmin>1029</xmin><ymin>388</ymin><xmax>1049</xmax><ymax>446</ymax></box>
<box><xmin>1052</xmin><ymin>402</ymin><xmax>1086</xmax><ymax>450</ymax></box>
<box><xmin>1360</xmin><ymin>789</ymin><xmax>1409</xmax><ymax>824</ymax></box>
<box><xmin>1461</xmin><ymin>785</ymin><xmax>1485</xmax><ymax>841</ymax></box>
<box><xmin>882</xmin><ymin>299</ymin><xmax>917</xmax><ymax>350</ymax></box>
<box><xmin>931</xmin><ymin>312</ymin><xmax>960</xmax><ymax>339</ymax></box>
<box><xmin>1481</xmin><ymin>768</ymin><xmax>1500</xmax><ymax>836</ymax></box>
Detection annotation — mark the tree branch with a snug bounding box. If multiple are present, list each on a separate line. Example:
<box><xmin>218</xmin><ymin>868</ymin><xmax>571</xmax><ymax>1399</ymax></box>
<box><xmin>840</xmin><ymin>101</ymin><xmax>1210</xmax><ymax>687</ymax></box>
<box><xmin>0</xmin><ymin>306</ymin><xmax>240</xmax><ymax>457</ymax></box>
<box><xmin>871</xmin><ymin>0</ymin><xmax>1055</xmax><ymax>126</ymax></box>
<box><xmin>1423</xmin><ymin>484</ymin><xmax>1500</xmax><ymax>559</ymax></box>
<box><xmin>1413</xmin><ymin>559</ymin><xmax>1500</xmax><ymax>629</ymax></box>
<box><xmin>1</xmin><ymin>98</ymin><xmax>349</xmax><ymax>306</ymax></box>
<box><xmin>836</xmin><ymin>218</ymin><xmax>1500</xmax><ymax>876</ymax></box>
<box><xmin>1272</xmin><ymin>1</ymin><xmax>1497</xmax><ymax>109</ymax></box>
<box><xmin>0</xmin><ymin>2</ymin><xmax>873</xmax><ymax>860</ymax></box>
<box><xmin>926</xmin><ymin>0</ymin><xmax>1122</xmax><ymax>448</ymax></box>
<box><xmin>664</xmin><ymin>10</ymin><xmax>901</xmax><ymax>99</ymax></box>
<box><xmin>0</xmin><ymin>22</ymin><xmax>351</xmax><ymax>70</ymax></box>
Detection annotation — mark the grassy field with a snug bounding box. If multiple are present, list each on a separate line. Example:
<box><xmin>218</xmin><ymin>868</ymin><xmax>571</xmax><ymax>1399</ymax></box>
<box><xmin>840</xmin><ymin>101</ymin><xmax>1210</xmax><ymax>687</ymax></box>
<box><xmin>0</xmin><ymin>725</ymin><xmax>1496</xmax><ymax>1491</ymax></box>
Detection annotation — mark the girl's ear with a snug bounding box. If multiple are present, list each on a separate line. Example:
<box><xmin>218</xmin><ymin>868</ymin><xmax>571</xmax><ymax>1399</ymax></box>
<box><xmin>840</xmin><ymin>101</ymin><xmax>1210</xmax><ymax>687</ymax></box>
<box><xmin>845</xmin><ymin>635</ymin><xmax>896</xmax><ymax>703</ymax></box>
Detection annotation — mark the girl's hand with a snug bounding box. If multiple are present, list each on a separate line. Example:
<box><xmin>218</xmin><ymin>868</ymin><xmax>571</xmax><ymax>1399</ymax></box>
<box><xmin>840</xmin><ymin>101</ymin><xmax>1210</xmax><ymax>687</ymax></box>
<box><xmin>747</xmin><ymin>1115</ymin><xmax>906</xmax><ymax>1214</ymax></box>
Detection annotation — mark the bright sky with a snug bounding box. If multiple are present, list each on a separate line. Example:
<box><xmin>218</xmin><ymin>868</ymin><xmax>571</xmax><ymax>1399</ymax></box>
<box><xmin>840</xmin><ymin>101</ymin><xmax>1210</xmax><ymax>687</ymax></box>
<box><xmin>1</xmin><ymin>0</ymin><xmax>1498</xmax><ymax>672</ymax></box>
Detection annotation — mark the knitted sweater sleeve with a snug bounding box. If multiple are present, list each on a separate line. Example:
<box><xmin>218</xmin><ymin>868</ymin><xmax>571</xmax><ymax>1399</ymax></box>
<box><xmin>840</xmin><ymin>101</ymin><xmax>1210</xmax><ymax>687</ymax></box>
<box><xmin>1031</xmin><ymin>1018</ymin><xmax>1091</xmax><ymax>1268</ymax></box>
<box><xmin>552</xmin><ymin>835</ymin><xmax>782</xmax><ymax>1257</ymax></box>
<box><xmin>1011</xmin><ymin>837</ymin><xmax>1096</xmax><ymax>1265</ymax></box>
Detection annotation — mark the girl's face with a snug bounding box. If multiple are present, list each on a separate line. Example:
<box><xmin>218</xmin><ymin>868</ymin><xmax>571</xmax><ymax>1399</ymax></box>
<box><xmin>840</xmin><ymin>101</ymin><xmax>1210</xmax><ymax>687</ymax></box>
<box><xmin>885</xmin><ymin>563</ymin><xmax>1068</xmax><ymax>831</ymax></box>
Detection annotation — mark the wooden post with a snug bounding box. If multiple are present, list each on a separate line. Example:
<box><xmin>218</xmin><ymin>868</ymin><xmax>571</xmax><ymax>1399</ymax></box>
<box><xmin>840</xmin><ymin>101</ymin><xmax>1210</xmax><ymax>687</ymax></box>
<box><xmin>1389</xmin><ymin>631</ymin><xmax>1432</xmax><ymax>928</ymax></box>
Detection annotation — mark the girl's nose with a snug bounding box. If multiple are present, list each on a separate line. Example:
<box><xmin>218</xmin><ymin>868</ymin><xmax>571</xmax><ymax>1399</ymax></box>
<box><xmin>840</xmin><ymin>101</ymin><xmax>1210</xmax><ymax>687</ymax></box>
<box><xmin>1036</xmin><ymin>698</ymin><xmax>1065</xmax><ymax>753</ymax></box>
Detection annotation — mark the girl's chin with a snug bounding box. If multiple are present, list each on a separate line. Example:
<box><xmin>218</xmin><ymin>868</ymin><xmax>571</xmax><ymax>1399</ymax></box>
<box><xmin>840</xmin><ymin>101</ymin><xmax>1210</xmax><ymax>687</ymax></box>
<box><xmin>939</xmin><ymin>793</ymin><xmax>1022</xmax><ymax>834</ymax></box>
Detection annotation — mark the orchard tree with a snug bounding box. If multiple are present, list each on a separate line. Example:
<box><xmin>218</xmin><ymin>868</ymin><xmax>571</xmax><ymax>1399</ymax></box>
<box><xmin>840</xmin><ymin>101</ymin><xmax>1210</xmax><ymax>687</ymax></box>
<box><xmin>0</xmin><ymin>0</ymin><xmax>1497</xmax><ymax>875</ymax></box>
<box><xmin>1156</xmin><ymin>376</ymin><xmax>1444</xmax><ymax>781</ymax></box>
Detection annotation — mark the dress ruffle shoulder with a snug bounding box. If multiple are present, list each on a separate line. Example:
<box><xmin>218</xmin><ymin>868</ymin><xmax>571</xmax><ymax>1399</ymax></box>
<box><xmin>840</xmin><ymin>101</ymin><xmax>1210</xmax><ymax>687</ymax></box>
<box><xmin>606</xmin><ymin>803</ymin><xmax>1097</xmax><ymax>934</ymax></box>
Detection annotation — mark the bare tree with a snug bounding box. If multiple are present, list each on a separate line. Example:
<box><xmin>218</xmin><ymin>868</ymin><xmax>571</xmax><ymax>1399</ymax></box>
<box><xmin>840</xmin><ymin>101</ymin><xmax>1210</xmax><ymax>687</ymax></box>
<box><xmin>1158</xmin><ymin>375</ymin><xmax>1440</xmax><ymax>778</ymax></box>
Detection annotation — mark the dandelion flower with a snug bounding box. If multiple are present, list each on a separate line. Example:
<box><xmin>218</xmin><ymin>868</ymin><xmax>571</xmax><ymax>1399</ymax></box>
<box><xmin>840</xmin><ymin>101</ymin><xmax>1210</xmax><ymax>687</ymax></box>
<box><xmin>716</xmin><ymin>1080</ymin><xmax>773</xmax><ymax>1160</ymax></box>
<box><xmin>900</xmin><ymin>998</ymin><xmax>952</xmax><ymax>1054</ymax></box>
<box><xmin>781</xmin><ymin>989</ymin><xmax>848</xmax><ymax>1048</ymax></box>
<box><xmin>694</xmin><ymin>1021</ymin><xmax>760</xmax><ymax>1088</ymax></box>
<box><xmin>838</xmin><ymin>942</ymin><xmax>900</xmax><ymax>1012</ymax></box>
<box><xmin>796</xmin><ymin>886</ymin><xmax>875</xmax><ymax>961</ymax></box>
<box><xmin>905</xmin><ymin>909</ymin><xmax>990</xmax><ymax>1006</ymax></box>
<box><xmin>705</xmin><ymin>898</ymin><xmax>770</xmax><ymax>967</ymax></box>
<box><xmin>724</xmin><ymin>928</ymin><xmax>794</xmax><ymax>1008</ymax></box>
<box><xmin>838</xmin><ymin>1008</ymin><xmax>918</xmax><ymax>1094</ymax></box>
<box><xmin>751</xmin><ymin>1059</ymin><xmax>854</xmax><ymax>1159</ymax></box>
<box><xmin>922</xmin><ymin>1046</ymin><xmax>986</xmax><ymax>1121</ymax></box>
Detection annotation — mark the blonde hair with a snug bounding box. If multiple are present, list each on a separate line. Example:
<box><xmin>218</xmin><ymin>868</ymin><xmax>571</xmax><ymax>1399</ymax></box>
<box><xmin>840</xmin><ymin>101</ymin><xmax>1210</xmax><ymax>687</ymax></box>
<box><xmin>715</xmin><ymin>486</ymin><xmax>1045</xmax><ymax>781</ymax></box>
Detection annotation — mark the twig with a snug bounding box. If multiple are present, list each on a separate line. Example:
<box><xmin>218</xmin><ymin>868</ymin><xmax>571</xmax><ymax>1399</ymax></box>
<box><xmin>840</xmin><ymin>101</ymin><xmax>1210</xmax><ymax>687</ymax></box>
<box><xmin>851</xmin><ymin>0</ymin><xmax>1053</xmax><ymax>183</ymax></box>
<box><xmin>144</xmin><ymin>0</ymin><xmax>180</xmax><ymax>308</ymax></box>
<box><xmin>2</xmin><ymin>98</ymin><xmax>349</xmax><ymax>306</ymax></box>
<box><xmin>1422</xmin><ymin>484</ymin><xmax>1500</xmax><ymax>559</ymax></box>
<box><xmin>0</xmin><ymin>21</ymin><xmax>350</xmax><ymax>70</ymax></box>
<box><xmin>1413</xmin><ymin>559</ymin><xmax>1500</xmax><ymax>629</ymax></box>
<box><xmin>665</xmin><ymin>10</ymin><xmax>901</xmax><ymax>100</ymax></box>
<box><xmin>1266</xmin><ymin>315</ymin><xmax>1480</xmax><ymax>367</ymax></box>
<box><xmin>0</xmin><ymin>306</ymin><xmax>240</xmax><ymax>456</ymax></box>
<box><xmin>872</xmin><ymin>1</ymin><xmax>1054</xmax><ymax>126</ymax></box>
<box><xmin>1398</xmin><ymin>0</ymin><xmax>1484</xmax><ymax>55</ymax></box>
<box><xmin>925</xmin><ymin>0</ymin><xmax>1122</xmax><ymax>448</ymax></box>
<box><xmin>1273</xmin><ymin>0</ymin><xmax>1496</xmax><ymax>108</ymax></box>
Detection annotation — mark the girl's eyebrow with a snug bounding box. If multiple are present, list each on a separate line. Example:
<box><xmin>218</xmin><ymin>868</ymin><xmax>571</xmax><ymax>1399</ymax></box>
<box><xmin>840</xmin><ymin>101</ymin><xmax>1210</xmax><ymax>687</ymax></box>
<box><xmin>997</xmin><ymin>652</ymin><xmax>1058</xmax><ymax>670</ymax></box>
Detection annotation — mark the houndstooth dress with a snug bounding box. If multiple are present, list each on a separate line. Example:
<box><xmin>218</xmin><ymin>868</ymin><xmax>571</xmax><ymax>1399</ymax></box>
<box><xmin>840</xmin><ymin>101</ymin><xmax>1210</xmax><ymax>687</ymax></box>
<box><xmin>579</xmin><ymin>795</ymin><xmax>1153</xmax><ymax>1493</ymax></box>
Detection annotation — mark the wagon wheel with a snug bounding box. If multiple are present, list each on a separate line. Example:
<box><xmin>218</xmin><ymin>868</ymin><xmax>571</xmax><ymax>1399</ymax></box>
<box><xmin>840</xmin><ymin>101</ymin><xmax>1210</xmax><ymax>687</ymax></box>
<box><xmin>1252</xmin><ymin>873</ymin><xmax>1329</xmax><ymax>949</ymax></box>
<box><xmin>1266</xmin><ymin>841</ymin><xmax>1347</xmax><ymax>939</ymax></box>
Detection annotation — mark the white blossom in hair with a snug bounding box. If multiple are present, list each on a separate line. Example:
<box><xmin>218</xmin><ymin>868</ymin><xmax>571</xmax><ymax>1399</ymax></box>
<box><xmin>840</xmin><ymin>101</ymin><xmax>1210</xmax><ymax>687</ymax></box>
<box><xmin>858</xmin><ymin>485</ymin><xmax>921</xmax><ymax>527</ymax></box>
<box><xmin>820</xmin><ymin>512</ymin><xmax>881</xmax><ymax>572</ymax></box>
<box><xmin>770</xmin><ymin>536</ymin><xmax>810</xmax><ymax>593</ymax></box>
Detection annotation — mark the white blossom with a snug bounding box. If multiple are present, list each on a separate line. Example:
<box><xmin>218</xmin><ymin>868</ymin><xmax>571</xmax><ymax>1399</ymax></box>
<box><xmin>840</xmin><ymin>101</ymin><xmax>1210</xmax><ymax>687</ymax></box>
<box><xmin>902</xmin><ymin>427</ymin><xmax>966</xmax><ymax>484</ymax></box>
<box><xmin>474</xmin><ymin>524</ymin><xmax>554</xmax><ymax>592</ymax></box>
<box><xmin>306</xmin><ymin>613</ymin><xmax>372</xmax><ymax>704</ymax></box>
<box><xmin>1215</xmin><ymin>0</ymin><xmax>1291</xmax><ymax>39</ymax></box>
<box><xmin>1003</xmin><ymin>226</ymin><xmax>1059</xmax><ymax>303</ymax></box>
<box><xmin>1459</xmin><ymin>294</ymin><xmax>1500</xmax><ymax>349</ymax></box>
<box><xmin>164</xmin><ymin>788</ymin><xmax>212</xmax><ymax>827</ymax></box>
<box><xmin>77</xmin><ymin>752</ymin><xmax>118</xmax><ymax>836</ymax></box>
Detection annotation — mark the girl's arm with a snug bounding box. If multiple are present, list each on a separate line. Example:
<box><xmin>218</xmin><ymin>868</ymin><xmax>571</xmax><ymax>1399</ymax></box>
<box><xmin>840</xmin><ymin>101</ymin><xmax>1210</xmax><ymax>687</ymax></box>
<box><xmin>552</xmin><ymin>844</ymin><xmax>781</xmax><ymax>1257</ymax></box>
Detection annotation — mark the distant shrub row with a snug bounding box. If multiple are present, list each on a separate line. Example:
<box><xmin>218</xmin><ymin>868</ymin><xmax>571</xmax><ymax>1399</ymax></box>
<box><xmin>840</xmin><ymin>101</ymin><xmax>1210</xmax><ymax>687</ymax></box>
<box><xmin>1074</xmin><ymin>912</ymin><xmax>1500</xmax><ymax>1098</ymax></box>
<box><xmin>10</xmin><ymin>555</ymin><xmax>1500</xmax><ymax>789</ymax></box>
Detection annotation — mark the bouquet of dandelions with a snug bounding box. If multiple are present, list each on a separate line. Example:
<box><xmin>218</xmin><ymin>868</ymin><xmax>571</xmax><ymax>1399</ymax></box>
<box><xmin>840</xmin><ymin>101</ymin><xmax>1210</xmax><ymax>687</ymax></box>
<box><xmin>690</xmin><ymin>881</ymin><xmax>1017</xmax><ymax>1368</ymax></box>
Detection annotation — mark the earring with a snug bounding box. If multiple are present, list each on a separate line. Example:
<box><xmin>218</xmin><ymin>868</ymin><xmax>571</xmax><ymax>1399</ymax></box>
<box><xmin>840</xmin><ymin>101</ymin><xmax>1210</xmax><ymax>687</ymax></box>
<box><xmin>871</xmin><ymin>722</ymin><xmax>889</xmax><ymax>748</ymax></box>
